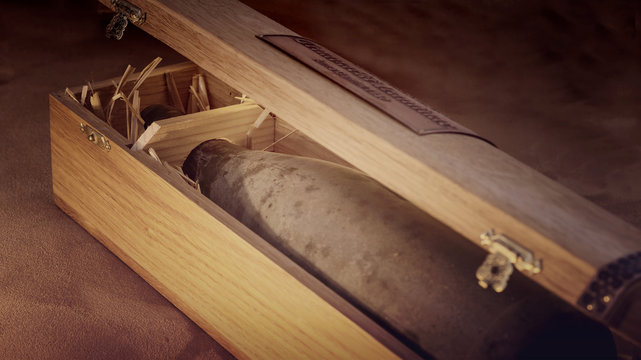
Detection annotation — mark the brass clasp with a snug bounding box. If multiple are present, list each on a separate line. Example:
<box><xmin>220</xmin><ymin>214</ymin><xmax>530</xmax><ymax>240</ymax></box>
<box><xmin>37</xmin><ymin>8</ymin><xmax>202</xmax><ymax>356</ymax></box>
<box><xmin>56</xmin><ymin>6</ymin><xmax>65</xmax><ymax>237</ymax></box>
<box><xmin>476</xmin><ymin>229</ymin><xmax>542</xmax><ymax>292</ymax></box>
<box><xmin>106</xmin><ymin>0</ymin><xmax>146</xmax><ymax>40</ymax></box>
<box><xmin>80</xmin><ymin>123</ymin><xmax>111</xmax><ymax>152</ymax></box>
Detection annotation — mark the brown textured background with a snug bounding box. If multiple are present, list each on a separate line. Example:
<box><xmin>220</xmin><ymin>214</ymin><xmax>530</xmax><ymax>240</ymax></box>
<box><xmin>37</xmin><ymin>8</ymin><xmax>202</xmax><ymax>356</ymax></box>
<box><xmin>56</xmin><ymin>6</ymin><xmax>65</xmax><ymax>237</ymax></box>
<box><xmin>1</xmin><ymin>0</ymin><xmax>640</xmax><ymax>358</ymax></box>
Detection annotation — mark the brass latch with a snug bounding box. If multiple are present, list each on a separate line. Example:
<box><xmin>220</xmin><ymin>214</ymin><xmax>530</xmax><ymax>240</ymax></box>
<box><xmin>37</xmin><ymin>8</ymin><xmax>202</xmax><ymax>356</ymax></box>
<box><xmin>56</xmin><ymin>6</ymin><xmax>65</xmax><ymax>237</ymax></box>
<box><xmin>106</xmin><ymin>0</ymin><xmax>146</xmax><ymax>40</ymax></box>
<box><xmin>80</xmin><ymin>123</ymin><xmax>111</xmax><ymax>152</ymax></box>
<box><xmin>476</xmin><ymin>229</ymin><xmax>541</xmax><ymax>292</ymax></box>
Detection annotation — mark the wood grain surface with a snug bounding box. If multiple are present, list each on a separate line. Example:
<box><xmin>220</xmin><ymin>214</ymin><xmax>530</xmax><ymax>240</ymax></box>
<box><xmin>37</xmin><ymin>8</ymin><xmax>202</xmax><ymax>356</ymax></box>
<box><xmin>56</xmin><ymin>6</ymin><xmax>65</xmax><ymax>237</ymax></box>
<box><xmin>132</xmin><ymin>103</ymin><xmax>273</xmax><ymax>166</ymax></box>
<box><xmin>50</xmin><ymin>93</ymin><xmax>418</xmax><ymax>359</ymax></box>
<box><xmin>95</xmin><ymin>0</ymin><xmax>641</xmax><ymax>307</ymax></box>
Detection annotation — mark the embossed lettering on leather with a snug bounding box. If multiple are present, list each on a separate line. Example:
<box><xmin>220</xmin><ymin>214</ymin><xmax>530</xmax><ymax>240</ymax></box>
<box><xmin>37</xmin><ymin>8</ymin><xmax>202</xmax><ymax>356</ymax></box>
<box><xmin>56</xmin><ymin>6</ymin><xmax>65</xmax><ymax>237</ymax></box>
<box><xmin>260</xmin><ymin>34</ymin><xmax>487</xmax><ymax>141</ymax></box>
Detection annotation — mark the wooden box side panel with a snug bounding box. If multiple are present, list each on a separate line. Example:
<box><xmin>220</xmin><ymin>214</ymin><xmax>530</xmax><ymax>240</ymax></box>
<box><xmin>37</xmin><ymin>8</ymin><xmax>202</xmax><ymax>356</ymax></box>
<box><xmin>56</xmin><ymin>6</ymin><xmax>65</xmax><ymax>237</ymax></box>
<box><xmin>49</xmin><ymin>94</ymin><xmax>400</xmax><ymax>360</ymax></box>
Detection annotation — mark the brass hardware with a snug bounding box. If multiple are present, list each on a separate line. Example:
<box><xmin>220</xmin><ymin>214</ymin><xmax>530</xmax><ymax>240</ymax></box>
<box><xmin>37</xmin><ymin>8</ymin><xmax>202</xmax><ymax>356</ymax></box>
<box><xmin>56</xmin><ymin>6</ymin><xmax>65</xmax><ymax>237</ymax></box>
<box><xmin>80</xmin><ymin>123</ymin><xmax>111</xmax><ymax>152</ymax></box>
<box><xmin>106</xmin><ymin>0</ymin><xmax>146</xmax><ymax>40</ymax></box>
<box><xmin>476</xmin><ymin>229</ymin><xmax>541</xmax><ymax>292</ymax></box>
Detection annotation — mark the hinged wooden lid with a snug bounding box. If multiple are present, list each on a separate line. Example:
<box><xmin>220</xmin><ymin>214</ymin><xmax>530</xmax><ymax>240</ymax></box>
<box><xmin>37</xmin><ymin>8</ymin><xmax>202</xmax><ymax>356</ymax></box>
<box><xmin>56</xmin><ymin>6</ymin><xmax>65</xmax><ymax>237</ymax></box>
<box><xmin>98</xmin><ymin>0</ymin><xmax>641</xmax><ymax>343</ymax></box>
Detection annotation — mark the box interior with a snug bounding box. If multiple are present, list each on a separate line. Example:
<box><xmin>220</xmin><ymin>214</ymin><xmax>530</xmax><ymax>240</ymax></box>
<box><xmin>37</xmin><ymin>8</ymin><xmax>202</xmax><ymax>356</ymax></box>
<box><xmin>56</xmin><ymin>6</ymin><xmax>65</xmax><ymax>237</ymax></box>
<box><xmin>61</xmin><ymin>61</ymin><xmax>418</xmax><ymax>358</ymax></box>
<box><xmin>78</xmin><ymin>62</ymin><xmax>352</xmax><ymax>170</ymax></box>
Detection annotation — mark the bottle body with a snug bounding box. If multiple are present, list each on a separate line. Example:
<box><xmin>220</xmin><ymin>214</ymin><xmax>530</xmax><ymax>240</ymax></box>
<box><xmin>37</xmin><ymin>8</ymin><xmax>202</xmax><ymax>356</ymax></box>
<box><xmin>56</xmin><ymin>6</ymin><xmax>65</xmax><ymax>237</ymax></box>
<box><xmin>183</xmin><ymin>139</ymin><xmax>615</xmax><ymax>359</ymax></box>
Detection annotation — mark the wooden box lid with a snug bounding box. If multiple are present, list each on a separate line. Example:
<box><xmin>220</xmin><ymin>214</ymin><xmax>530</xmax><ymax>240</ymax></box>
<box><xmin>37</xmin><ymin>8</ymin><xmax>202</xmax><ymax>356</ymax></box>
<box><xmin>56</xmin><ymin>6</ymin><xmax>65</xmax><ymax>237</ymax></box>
<box><xmin>97</xmin><ymin>0</ymin><xmax>641</xmax><ymax>344</ymax></box>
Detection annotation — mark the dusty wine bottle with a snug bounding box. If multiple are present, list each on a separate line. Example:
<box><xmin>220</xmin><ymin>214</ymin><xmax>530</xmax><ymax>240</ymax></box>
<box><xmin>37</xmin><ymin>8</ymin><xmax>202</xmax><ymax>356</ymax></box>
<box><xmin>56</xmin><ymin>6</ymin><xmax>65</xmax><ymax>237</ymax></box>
<box><xmin>183</xmin><ymin>138</ymin><xmax>616</xmax><ymax>360</ymax></box>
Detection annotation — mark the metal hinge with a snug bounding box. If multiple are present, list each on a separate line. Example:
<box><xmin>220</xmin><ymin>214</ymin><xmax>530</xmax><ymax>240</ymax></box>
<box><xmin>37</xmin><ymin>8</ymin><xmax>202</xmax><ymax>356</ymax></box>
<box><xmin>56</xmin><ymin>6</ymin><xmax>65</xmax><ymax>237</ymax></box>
<box><xmin>80</xmin><ymin>123</ymin><xmax>111</xmax><ymax>152</ymax></box>
<box><xmin>476</xmin><ymin>229</ymin><xmax>542</xmax><ymax>292</ymax></box>
<box><xmin>106</xmin><ymin>0</ymin><xmax>146</xmax><ymax>40</ymax></box>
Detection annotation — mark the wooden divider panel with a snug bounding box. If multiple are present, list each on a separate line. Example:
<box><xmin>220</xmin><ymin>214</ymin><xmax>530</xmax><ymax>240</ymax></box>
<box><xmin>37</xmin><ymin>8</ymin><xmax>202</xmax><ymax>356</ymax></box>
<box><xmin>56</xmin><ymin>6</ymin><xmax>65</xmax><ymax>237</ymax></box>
<box><xmin>132</xmin><ymin>103</ymin><xmax>274</xmax><ymax>166</ymax></box>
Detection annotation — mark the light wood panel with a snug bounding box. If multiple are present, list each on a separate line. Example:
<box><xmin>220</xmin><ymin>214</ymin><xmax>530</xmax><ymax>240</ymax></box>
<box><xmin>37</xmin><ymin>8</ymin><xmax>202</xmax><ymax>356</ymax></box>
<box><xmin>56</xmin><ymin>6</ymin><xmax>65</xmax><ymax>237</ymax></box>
<box><xmin>94</xmin><ymin>0</ymin><xmax>641</xmax><ymax>309</ymax></box>
<box><xmin>198</xmin><ymin>66</ymin><xmax>244</xmax><ymax>109</ymax></box>
<box><xmin>132</xmin><ymin>103</ymin><xmax>273</xmax><ymax>166</ymax></box>
<box><xmin>50</xmin><ymin>93</ymin><xmax>414</xmax><ymax>359</ymax></box>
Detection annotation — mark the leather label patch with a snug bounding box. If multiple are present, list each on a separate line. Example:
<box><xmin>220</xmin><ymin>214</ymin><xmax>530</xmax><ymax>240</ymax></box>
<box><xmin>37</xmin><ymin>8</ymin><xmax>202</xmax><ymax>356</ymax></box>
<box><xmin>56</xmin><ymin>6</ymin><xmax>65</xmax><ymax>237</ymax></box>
<box><xmin>260</xmin><ymin>34</ymin><xmax>482</xmax><ymax>139</ymax></box>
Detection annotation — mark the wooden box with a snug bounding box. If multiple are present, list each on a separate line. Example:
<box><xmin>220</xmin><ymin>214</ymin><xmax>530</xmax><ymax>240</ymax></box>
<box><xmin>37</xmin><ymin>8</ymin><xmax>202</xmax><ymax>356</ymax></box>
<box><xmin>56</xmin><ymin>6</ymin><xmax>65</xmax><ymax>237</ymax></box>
<box><xmin>50</xmin><ymin>0</ymin><xmax>641</xmax><ymax>358</ymax></box>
